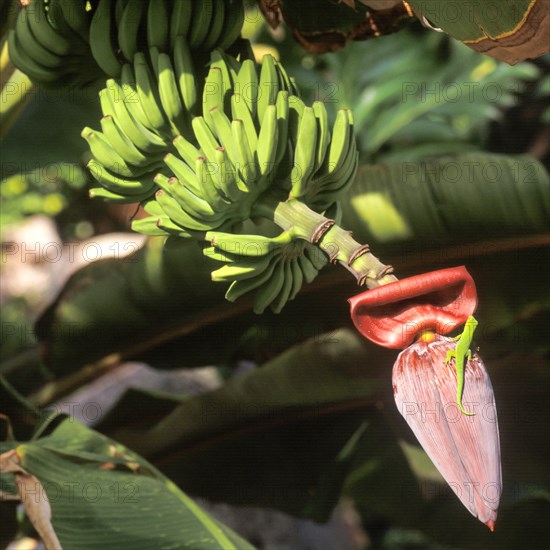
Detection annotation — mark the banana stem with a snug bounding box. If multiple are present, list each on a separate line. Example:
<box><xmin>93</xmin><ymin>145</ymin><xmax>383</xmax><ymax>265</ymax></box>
<box><xmin>255</xmin><ymin>196</ymin><xmax>398</xmax><ymax>288</ymax></box>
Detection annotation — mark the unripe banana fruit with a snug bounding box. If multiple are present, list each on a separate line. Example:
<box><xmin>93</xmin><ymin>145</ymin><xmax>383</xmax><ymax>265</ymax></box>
<box><xmin>105</xmin><ymin>52</ymin><xmax>295</xmax><ymax>216</ymax></box>
<box><xmin>11</xmin><ymin>0</ymin><xmax>247</xmax><ymax>86</ymax></box>
<box><xmin>206</xmin><ymin>231</ymin><xmax>328</xmax><ymax>314</ymax></box>
<box><xmin>8</xmin><ymin>0</ymin><xmax>103</xmax><ymax>87</ymax></box>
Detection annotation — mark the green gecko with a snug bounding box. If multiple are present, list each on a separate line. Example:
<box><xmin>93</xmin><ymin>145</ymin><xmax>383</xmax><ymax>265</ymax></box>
<box><xmin>445</xmin><ymin>316</ymin><xmax>478</xmax><ymax>416</ymax></box>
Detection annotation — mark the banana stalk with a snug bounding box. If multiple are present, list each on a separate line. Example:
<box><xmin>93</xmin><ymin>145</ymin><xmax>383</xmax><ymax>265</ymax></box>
<box><xmin>253</xmin><ymin>195</ymin><xmax>397</xmax><ymax>289</ymax></box>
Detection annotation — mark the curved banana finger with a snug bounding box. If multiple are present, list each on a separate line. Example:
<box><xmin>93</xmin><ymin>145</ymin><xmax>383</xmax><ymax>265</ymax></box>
<box><xmin>253</xmin><ymin>258</ymin><xmax>285</xmax><ymax>314</ymax></box>
<box><xmin>90</xmin><ymin>0</ymin><xmax>121</xmax><ymax>77</ymax></box>
<box><xmin>271</xmin><ymin>260</ymin><xmax>293</xmax><ymax>313</ymax></box>
<box><xmin>212</xmin><ymin>255</ymin><xmax>272</xmax><ymax>282</ymax></box>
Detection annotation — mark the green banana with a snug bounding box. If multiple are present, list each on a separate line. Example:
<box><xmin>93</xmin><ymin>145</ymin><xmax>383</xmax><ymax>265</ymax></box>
<box><xmin>172</xmin><ymin>135</ymin><xmax>203</xmax><ymax>167</ymax></box>
<box><xmin>154</xmin><ymin>174</ymin><xmax>218</xmax><ymax>220</ymax></box>
<box><xmin>304</xmin><ymin>244</ymin><xmax>328</xmax><ymax>272</ymax></box>
<box><xmin>142</xmin><ymin>198</ymin><xmax>165</xmax><ymax>217</ymax></box>
<box><xmin>196</xmin><ymin>156</ymin><xmax>230</xmax><ymax>212</ymax></box>
<box><xmin>209</xmin><ymin>106</ymin><xmax>239</xmax><ymax>166</ymax></box>
<box><xmin>26</xmin><ymin>0</ymin><xmax>72</xmax><ymax>56</ymax></box>
<box><xmin>157</xmin><ymin>52</ymin><xmax>188</xmax><ymax>133</ymax></box>
<box><xmin>192</xmin><ymin>116</ymin><xmax>221</xmax><ymax>163</ymax></box>
<box><xmin>274</xmin><ymin>91</ymin><xmax>289</xmax><ymax>165</ymax></box>
<box><xmin>156</xmin><ymin>215</ymin><xmax>196</xmax><ymax>236</ymax></box>
<box><xmin>257</xmin><ymin>54</ymin><xmax>279</xmax><ymax>124</ymax></box>
<box><xmin>156</xmin><ymin>189</ymin><xmax>220</xmax><ymax>232</ymax></box>
<box><xmin>46</xmin><ymin>0</ymin><xmax>81</xmax><ymax>42</ymax></box>
<box><xmin>169</xmin><ymin>0</ymin><xmax>192</xmax><ymax>48</ymax></box>
<box><xmin>55</xmin><ymin>0</ymin><xmax>91</xmax><ymax>43</ymax></box>
<box><xmin>210</xmin><ymin>50</ymin><xmax>235</xmax><ymax>91</ymax></box>
<box><xmin>203</xmin><ymin>246</ymin><xmax>238</xmax><ymax>264</ymax></box>
<box><xmin>102</xmin><ymin>80</ymin><xmax>166</xmax><ymax>153</ymax></box>
<box><xmin>222</xmin><ymin>51</ymin><xmax>241</xmax><ymax>82</ymax></box>
<box><xmin>313</xmin><ymin>101</ymin><xmax>330</xmax><ymax>173</ymax></box>
<box><xmin>82</xmin><ymin>127</ymin><xmax>129</xmax><ymax>174</ymax></box>
<box><xmin>225</xmin><ymin>255</ymin><xmax>280</xmax><ymax>302</ymax></box>
<box><xmin>212</xmin><ymin>255</ymin><xmax>272</xmax><ymax>282</ymax></box>
<box><xmin>7</xmin><ymin>31</ymin><xmax>60</xmax><ymax>83</ymax></box>
<box><xmin>115</xmin><ymin>0</ymin><xmax>129</xmax><ymax>25</ymax></box>
<box><xmin>298</xmin><ymin>249</ymin><xmax>320</xmax><ymax>284</ymax></box>
<box><xmin>325</xmin><ymin>109</ymin><xmax>351</xmax><ymax>175</ymax></box>
<box><xmin>99</xmin><ymin>85</ymin><xmax>116</xmax><ymax>118</ymax></box>
<box><xmin>133</xmin><ymin>52</ymin><xmax>167</xmax><ymax>131</ymax></box>
<box><xmin>14</xmin><ymin>8</ymin><xmax>62</xmax><ymax>68</ymax></box>
<box><xmin>203</xmin><ymin>0</ymin><xmax>225</xmax><ymax>51</ymax></box>
<box><xmin>207</xmin><ymin>231</ymin><xmax>292</xmax><ymax>257</ymax></box>
<box><xmin>163</xmin><ymin>153</ymin><xmax>202</xmax><ymax>196</ymax></box>
<box><xmin>290</xmin><ymin>106</ymin><xmax>318</xmax><ymax>198</ymax></box>
<box><xmin>231</xmin><ymin>119</ymin><xmax>257</xmax><ymax>187</ymax></box>
<box><xmin>203</xmin><ymin>66</ymin><xmax>225</xmax><ymax>130</ymax></box>
<box><xmin>173</xmin><ymin>34</ymin><xmax>198</xmax><ymax>113</ymax></box>
<box><xmin>100</xmin><ymin>115</ymin><xmax>149</xmax><ymax>166</ymax></box>
<box><xmin>120</xmin><ymin>62</ymin><xmax>152</xmax><ymax>130</ymax></box>
<box><xmin>215</xmin><ymin>147</ymin><xmax>241</xmax><ymax>202</ymax></box>
<box><xmin>289</xmin><ymin>256</ymin><xmax>304</xmax><ymax>301</ymax></box>
<box><xmin>256</xmin><ymin>104</ymin><xmax>278</xmax><ymax>182</ymax></box>
<box><xmin>147</xmin><ymin>0</ymin><xmax>169</xmax><ymax>51</ymax></box>
<box><xmin>315</xmin><ymin>139</ymin><xmax>357</xmax><ymax>193</ymax></box>
<box><xmin>89</xmin><ymin>0</ymin><xmax>121</xmax><ymax>77</ymax></box>
<box><xmin>188</xmin><ymin>0</ymin><xmax>213</xmax><ymax>49</ymax></box>
<box><xmin>89</xmin><ymin>185</ymin><xmax>152</xmax><ymax>203</ymax></box>
<box><xmin>158</xmin><ymin>221</ymin><xmax>198</xmax><ymax>239</ymax></box>
<box><xmin>253</xmin><ymin>258</ymin><xmax>285</xmax><ymax>314</ymax></box>
<box><xmin>287</xmin><ymin>96</ymin><xmax>306</xmax><ymax>150</ymax></box>
<box><xmin>87</xmin><ymin>159</ymin><xmax>156</xmax><ymax>196</ymax></box>
<box><xmin>217</xmin><ymin>0</ymin><xmax>245</xmax><ymax>50</ymax></box>
<box><xmin>231</xmin><ymin>93</ymin><xmax>258</xmax><ymax>151</ymax></box>
<box><xmin>149</xmin><ymin>45</ymin><xmax>160</xmax><ymax>77</ymax></box>
<box><xmin>271</xmin><ymin>260</ymin><xmax>293</xmax><ymax>313</ymax></box>
<box><xmin>290</xmin><ymin>76</ymin><xmax>300</xmax><ymax>97</ymax></box>
<box><xmin>274</xmin><ymin>56</ymin><xmax>293</xmax><ymax>94</ymax></box>
<box><xmin>118</xmin><ymin>0</ymin><xmax>145</xmax><ymax>62</ymax></box>
<box><xmin>236</xmin><ymin>58</ymin><xmax>259</xmax><ymax>117</ymax></box>
<box><xmin>313</xmin><ymin>149</ymin><xmax>358</xmax><ymax>206</ymax></box>
<box><xmin>132</xmin><ymin>216</ymin><xmax>172</xmax><ymax>236</ymax></box>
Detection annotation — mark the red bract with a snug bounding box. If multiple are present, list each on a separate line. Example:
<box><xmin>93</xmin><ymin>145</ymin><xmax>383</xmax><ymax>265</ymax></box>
<box><xmin>348</xmin><ymin>266</ymin><xmax>477</xmax><ymax>349</ymax></box>
<box><xmin>393</xmin><ymin>334</ymin><xmax>502</xmax><ymax>530</ymax></box>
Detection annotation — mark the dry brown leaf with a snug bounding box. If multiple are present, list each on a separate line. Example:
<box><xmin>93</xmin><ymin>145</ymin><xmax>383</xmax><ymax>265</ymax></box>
<box><xmin>0</xmin><ymin>450</ymin><xmax>63</xmax><ymax>550</ymax></box>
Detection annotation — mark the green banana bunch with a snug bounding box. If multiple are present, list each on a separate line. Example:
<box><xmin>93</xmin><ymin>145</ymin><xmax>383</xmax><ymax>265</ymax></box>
<box><xmin>8</xmin><ymin>0</ymin><xmax>104</xmax><ymax>87</ymax></box>
<box><xmin>86</xmin><ymin>48</ymin><xmax>248</xmax><ymax>203</ymax></box>
<box><xmin>90</xmin><ymin>0</ymin><xmax>246</xmax><ymax>78</ymax></box>
<box><xmin>10</xmin><ymin>0</ymin><xmax>246</xmax><ymax>86</ymax></box>
<box><xmin>286</xmin><ymin>101</ymin><xmax>359</xmax><ymax>212</ymax></box>
<box><xmin>129</xmin><ymin>52</ymin><xmax>296</xmax><ymax>232</ymax></box>
<box><xmin>205</xmin><ymin>230</ymin><xmax>328</xmax><ymax>314</ymax></box>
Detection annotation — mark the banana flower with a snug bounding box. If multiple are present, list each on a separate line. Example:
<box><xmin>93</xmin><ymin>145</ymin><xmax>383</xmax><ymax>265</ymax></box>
<box><xmin>349</xmin><ymin>267</ymin><xmax>502</xmax><ymax>530</ymax></box>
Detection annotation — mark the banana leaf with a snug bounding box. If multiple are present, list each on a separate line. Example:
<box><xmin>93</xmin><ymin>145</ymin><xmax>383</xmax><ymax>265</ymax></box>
<box><xmin>97</xmin><ymin>329</ymin><xmax>424</xmax><ymax>524</ymax></box>
<box><xmin>270</xmin><ymin>0</ymin><xmax>550</xmax><ymax>63</ymax></box>
<box><xmin>407</xmin><ymin>0</ymin><xmax>550</xmax><ymax>64</ymax></box>
<box><xmin>0</xmin><ymin>417</ymin><xmax>254</xmax><ymax>550</ymax></box>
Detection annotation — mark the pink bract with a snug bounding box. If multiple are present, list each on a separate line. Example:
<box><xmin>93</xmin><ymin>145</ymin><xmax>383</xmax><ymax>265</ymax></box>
<box><xmin>348</xmin><ymin>266</ymin><xmax>478</xmax><ymax>349</ymax></box>
<box><xmin>393</xmin><ymin>335</ymin><xmax>502</xmax><ymax>529</ymax></box>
